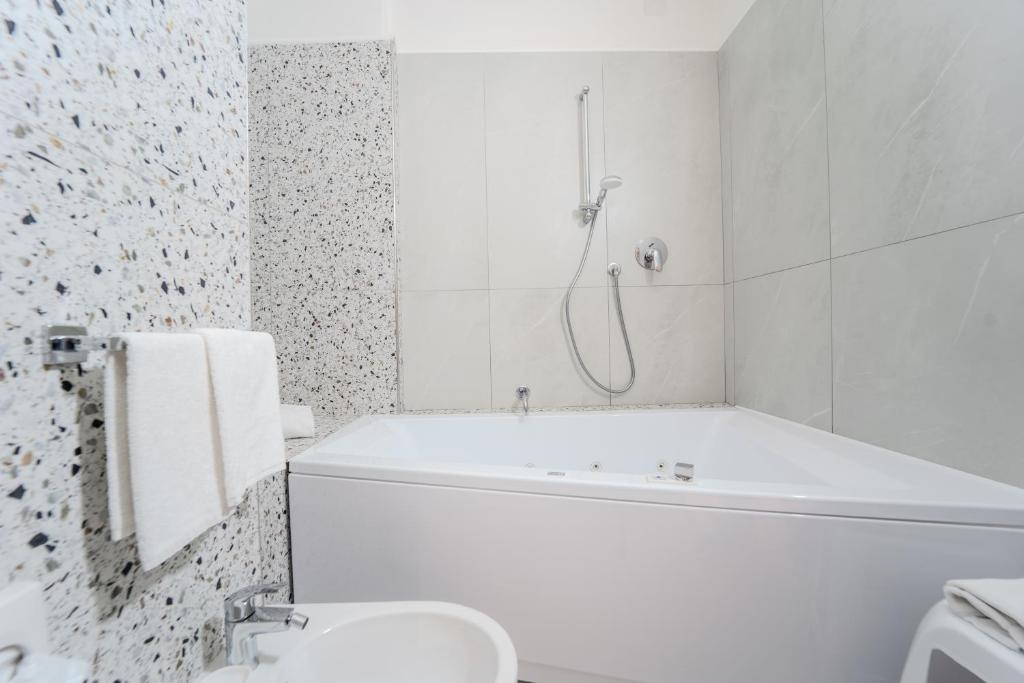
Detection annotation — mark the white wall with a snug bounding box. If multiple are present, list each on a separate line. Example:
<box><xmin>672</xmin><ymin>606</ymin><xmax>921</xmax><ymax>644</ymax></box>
<box><xmin>248</xmin><ymin>0</ymin><xmax>389</xmax><ymax>45</ymax></box>
<box><xmin>248</xmin><ymin>0</ymin><xmax>757</xmax><ymax>51</ymax></box>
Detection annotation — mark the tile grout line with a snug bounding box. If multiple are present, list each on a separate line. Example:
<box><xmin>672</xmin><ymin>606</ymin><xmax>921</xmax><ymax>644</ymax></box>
<box><xmin>400</xmin><ymin>283</ymin><xmax>725</xmax><ymax>293</ymax></box>
<box><xmin>725</xmin><ymin>53</ymin><xmax>738</xmax><ymax>408</ymax></box>
<box><xmin>481</xmin><ymin>56</ymin><xmax>496</xmax><ymax>410</ymax></box>
<box><xmin>819</xmin><ymin>0</ymin><xmax>836</xmax><ymax>435</ymax></box>
<box><xmin>730</xmin><ymin>213</ymin><xmax>1024</xmax><ymax>289</ymax></box>
<box><xmin>715</xmin><ymin>52</ymin><xmax>730</xmax><ymax>406</ymax></box>
<box><xmin>831</xmin><ymin>208</ymin><xmax>1024</xmax><ymax>262</ymax></box>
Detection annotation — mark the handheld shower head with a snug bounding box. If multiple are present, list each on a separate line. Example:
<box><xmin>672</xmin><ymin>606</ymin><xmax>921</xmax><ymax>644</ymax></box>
<box><xmin>599</xmin><ymin>175</ymin><xmax>623</xmax><ymax>191</ymax></box>
<box><xmin>594</xmin><ymin>175</ymin><xmax>623</xmax><ymax>211</ymax></box>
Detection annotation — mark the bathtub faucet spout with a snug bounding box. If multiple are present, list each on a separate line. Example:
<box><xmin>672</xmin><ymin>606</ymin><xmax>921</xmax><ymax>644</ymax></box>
<box><xmin>515</xmin><ymin>386</ymin><xmax>530</xmax><ymax>416</ymax></box>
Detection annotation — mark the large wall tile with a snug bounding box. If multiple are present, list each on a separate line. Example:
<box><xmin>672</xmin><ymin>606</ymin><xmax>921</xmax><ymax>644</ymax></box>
<box><xmin>603</xmin><ymin>52</ymin><xmax>723</xmax><ymax>286</ymax></box>
<box><xmin>400</xmin><ymin>290</ymin><xmax>492</xmax><ymax>410</ymax></box>
<box><xmin>723</xmin><ymin>0</ymin><xmax>831</xmax><ymax>280</ymax></box>
<box><xmin>734</xmin><ymin>262</ymin><xmax>832</xmax><ymax>429</ymax></box>
<box><xmin>610</xmin><ymin>285</ymin><xmax>725</xmax><ymax>405</ymax></box>
<box><xmin>832</xmin><ymin>215</ymin><xmax>1024</xmax><ymax>487</ymax></box>
<box><xmin>825</xmin><ymin>0</ymin><xmax>1024</xmax><ymax>256</ymax></box>
<box><xmin>397</xmin><ymin>54</ymin><xmax>489</xmax><ymax>292</ymax></box>
<box><xmin>490</xmin><ymin>288</ymin><xmax>610</xmax><ymax>408</ymax></box>
<box><xmin>484</xmin><ymin>53</ymin><xmax>607</xmax><ymax>290</ymax></box>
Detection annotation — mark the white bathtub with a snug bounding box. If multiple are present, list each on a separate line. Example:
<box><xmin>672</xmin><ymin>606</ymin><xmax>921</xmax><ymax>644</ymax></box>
<box><xmin>289</xmin><ymin>407</ymin><xmax>1024</xmax><ymax>683</ymax></box>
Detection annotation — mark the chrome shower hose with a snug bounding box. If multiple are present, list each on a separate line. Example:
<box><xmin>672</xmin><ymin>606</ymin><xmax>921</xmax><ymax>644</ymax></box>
<box><xmin>564</xmin><ymin>214</ymin><xmax>635</xmax><ymax>394</ymax></box>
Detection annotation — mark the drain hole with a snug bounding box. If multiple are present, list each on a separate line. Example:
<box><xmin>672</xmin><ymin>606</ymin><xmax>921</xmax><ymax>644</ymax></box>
<box><xmin>656</xmin><ymin>461</ymin><xmax>667</xmax><ymax>471</ymax></box>
<box><xmin>590</xmin><ymin>462</ymin><xmax>602</xmax><ymax>472</ymax></box>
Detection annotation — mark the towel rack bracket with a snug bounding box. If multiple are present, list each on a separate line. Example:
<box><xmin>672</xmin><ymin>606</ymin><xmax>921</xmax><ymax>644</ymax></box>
<box><xmin>42</xmin><ymin>324</ymin><xmax>125</xmax><ymax>367</ymax></box>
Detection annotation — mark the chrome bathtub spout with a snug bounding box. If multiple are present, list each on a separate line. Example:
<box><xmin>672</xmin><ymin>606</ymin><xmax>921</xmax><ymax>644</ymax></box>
<box><xmin>224</xmin><ymin>583</ymin><xmax>308</xmax><ymax>667</ymax></box>
<box><xmin>515</xmin><ymin>386</ymin><xmax>530</xmax><ymax>416</ymax></box>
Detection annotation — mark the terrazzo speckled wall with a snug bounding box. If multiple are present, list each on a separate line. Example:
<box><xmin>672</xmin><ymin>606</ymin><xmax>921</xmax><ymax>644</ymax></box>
<box><xmin>248</xmin><ymin>41</ymin><xmax>398</xmax><ymax>417</ymax></box>
<box><xmin>0</xmin><ymin>0</ymin><xmax>291</xmax><ymax>679</ymax></box>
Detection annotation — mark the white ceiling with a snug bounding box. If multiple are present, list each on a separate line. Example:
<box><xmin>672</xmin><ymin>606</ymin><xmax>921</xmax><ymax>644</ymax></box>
<box><xmin>247</xmin><ymin>0</ymin><xmax>759</xmax><ymax>52</ymax></box>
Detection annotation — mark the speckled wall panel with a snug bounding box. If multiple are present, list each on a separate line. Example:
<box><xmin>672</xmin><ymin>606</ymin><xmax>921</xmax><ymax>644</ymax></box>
<box><xmin>0</xmin><ymin>1</ymin><xmax>281</xmax><ymax>680</ymax></box>
<box><xmin>248</xmin><ymin>41</ymin><xmax>398</xmax><ymax>418</ymax></box>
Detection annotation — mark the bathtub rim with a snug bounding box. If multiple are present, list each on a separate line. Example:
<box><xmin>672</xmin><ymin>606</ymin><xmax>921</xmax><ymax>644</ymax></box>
<box><xmin>289</xmin><ymin>407</ymin><xmax>1024</xmax><ymax>528</ymax></box>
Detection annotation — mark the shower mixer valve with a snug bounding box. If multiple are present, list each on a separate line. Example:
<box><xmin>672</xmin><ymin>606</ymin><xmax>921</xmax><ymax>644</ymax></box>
<box><xmin>635</xmin><ymin>238</ymin><xmax>668</xmax><ymax>272</ymax></box>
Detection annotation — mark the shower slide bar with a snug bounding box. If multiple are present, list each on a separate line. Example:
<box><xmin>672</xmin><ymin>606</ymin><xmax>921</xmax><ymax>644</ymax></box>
<box><xmin>578</xmin><ymin>86</ymin><xmax>596</xmax><ymax>222</ymax></box>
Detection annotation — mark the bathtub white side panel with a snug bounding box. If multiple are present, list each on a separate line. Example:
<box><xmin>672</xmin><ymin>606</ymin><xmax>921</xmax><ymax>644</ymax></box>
<box><xmin>289</xmin><ymin>474</ymin><xmax>1024</xmax><ymax>683</ymax></box>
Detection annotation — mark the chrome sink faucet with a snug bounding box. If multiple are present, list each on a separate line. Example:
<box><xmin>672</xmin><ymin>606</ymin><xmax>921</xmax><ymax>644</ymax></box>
<box><xmin>224</xmin><ymin>583</ymin><xmax>309</xmax><ymax>667</ymax></box>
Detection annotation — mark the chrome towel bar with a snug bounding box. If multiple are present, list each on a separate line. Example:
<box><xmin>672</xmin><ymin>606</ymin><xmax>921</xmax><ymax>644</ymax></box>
<box><xmin>42</xmin><ymin>324</ymin><xmax>126</xmax><ymax>367</ymax></box>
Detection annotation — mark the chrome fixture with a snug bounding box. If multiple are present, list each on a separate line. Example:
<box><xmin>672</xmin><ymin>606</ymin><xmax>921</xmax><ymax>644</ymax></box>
<box><xmin>41</xmin><ymin>324</ymin><xmax>126</xmax><ymax>367</ymax></box>
<box><xmin>566</xmin><ymin>86</ymin><xmax>635</xmax><ymax>395</ymax></box>
<box><xmin>578</xmin><ymin>86</ymin><xmax>594</xmax><ymax>223</ymax></box>
<box><xmin>635</xmin><ymin>238</ymin><xmax>669</xmax><ymax>272</ymax></box>
<box><xmin>515</xmin><ymin>386</ymin><xmax>530</xmax><ymax>415</ymax></box>
<box><xmin>674</xmin><ymin>462</ymin><xmax>695</xmax><ymax>482</ymax></box>
<box><xmin>225</xmin><ymin>583</ymin><xmax>309</xmax><ymax>667</ymax></box>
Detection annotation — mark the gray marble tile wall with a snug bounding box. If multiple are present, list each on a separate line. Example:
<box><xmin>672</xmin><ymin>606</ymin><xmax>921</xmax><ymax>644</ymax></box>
<box><xmin>396</xmin><ymin>52</ymin><xmax>725</xmax><ymax>411</ymax></box>
<box><xmin>721</xmin><ymin>0</ymin><xmax>1024</xmax><ymax>486</ymax></box>
<box><xmin>0</xmin><ymin>0</ymin><xmax>295</xmax><ymax>679</ymax></box>
<box><xmin>248</xmin><ymin>41</ymin><xmax>398</xmax><ymax>421</ymax></box>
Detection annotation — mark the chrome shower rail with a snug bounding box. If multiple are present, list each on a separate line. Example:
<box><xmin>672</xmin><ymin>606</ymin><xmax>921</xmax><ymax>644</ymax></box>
<box><xmin>578</xmin><ymin>86</ymin><xmax>596</xmax><ymax>223</ymax></box>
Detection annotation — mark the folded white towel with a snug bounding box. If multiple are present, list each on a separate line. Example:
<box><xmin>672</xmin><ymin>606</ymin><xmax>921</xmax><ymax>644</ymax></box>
<box><xmin>281</xmin><ymin>404</ymin><xmax>315</xmax><ymax>439</ymax></box>
<box><xmin>196</xmin><ymin>329</ymin><xmax>286</xmax><ymax>507</ymax></box>
<box><xmin>104</xmin><ymin>350</ymin><xmax>133</xmax><ymax>541</ymax></box>
<box><xmin>945</xmin><ymin>578</ymin><xmax>1024</xmax><ymax>651</ymax></box>
<box><xmin>112</xmin><ymin>333</ymin><xmax>228</xmax><ymax>571</ymax></box>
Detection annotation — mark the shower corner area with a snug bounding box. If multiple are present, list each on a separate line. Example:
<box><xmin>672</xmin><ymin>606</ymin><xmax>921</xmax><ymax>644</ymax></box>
<box><xmin>390</xmin><ymin>50</ymin><xmax>728</xmax><ymax>413</ymax></box>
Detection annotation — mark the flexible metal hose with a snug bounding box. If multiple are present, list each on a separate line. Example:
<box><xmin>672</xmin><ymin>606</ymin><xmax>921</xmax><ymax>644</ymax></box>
<box><xmin>564</xmin><ymin>212</ymin><xmax>635</xmax><ymax>394</ymax></box>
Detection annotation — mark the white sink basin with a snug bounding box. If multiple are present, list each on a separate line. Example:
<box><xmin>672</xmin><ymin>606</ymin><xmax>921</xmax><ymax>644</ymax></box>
<box><xmin>219</xmin><ymin>601</ymin><xmax>516</xmax><ymax>683</ymax></box>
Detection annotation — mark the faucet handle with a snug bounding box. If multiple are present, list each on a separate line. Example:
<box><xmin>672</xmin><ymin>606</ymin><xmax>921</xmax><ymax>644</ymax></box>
<box><xmin>225</xmin><ymin>582</ymin><xmax>285</xmax><ymax>622</ymax></box>
<box><xmin>635</xmin><ymin>238</ymin><xmax>668</xmax><ymax>273</ymax></box>
<box><xmin>286</xmin><ymin>612</ymin><xmax>310</xmax><ymax>630</ymax></box>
